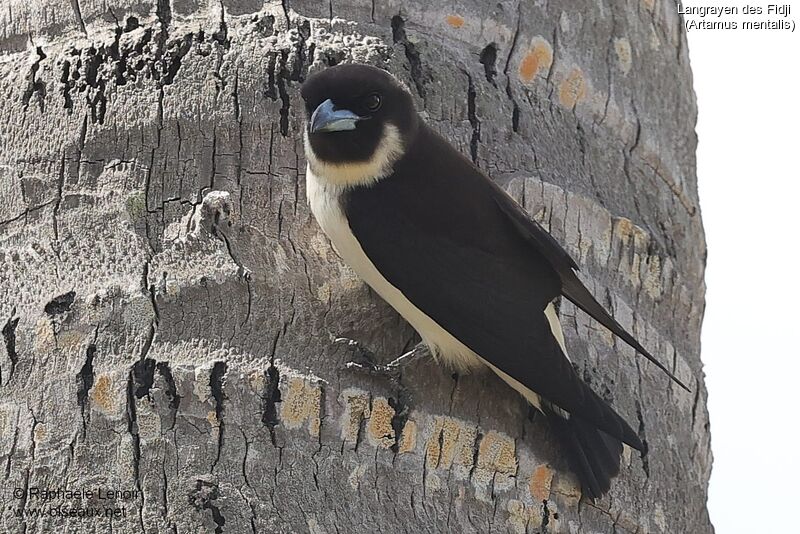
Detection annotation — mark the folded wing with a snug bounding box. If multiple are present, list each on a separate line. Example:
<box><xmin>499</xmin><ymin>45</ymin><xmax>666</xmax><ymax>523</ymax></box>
<box><xmin>489</xmin><ymin>177</ymin><xmax>689</xmax><ymax>391</ymax></box>
<box><xmin>344</xmin><ymin>125</ymin><xmax>646</xmax><ymax>446</ymax></box>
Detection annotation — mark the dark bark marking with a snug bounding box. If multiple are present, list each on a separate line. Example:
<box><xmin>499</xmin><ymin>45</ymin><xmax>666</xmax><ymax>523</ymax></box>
<box><xmin>189</xmin><ymin>479</ymin><xmax>226</xmax><ymax>534</ymax></box>
<box><xmin>60</xmin><ymin>59</ymin><xmax>74</xmax><ymax>111</ymax></box>
<box><xmin>479</xmin><ymin>43</ymin><xmax>498</xmax><ymax>86</ymax></box>
<box><xmin>503</xmin><ymin>5</ymin><xmax>522</xmax><ymax>133</ymax></box>
<box><xmin>131</xmin><ymin>358</ymin><xmax>156</xmax><ymax>399</ymax></box>
<box><xmin>542</xmin><ymin>499</ymin><xmax>551</xmax><ymax>531</ymax></box>
<box><xmin>157</xmin><ymin>362</ymin><xmax>181</xmax><ymax>413</ymax></box>
<box><xmin>635</xmin><ymin>401</ymin><xmax>650</xmax><ymax>478</ymax></box>
<box><xmin>126</xmin><ymin>363</ymin><xmax>147</xmax><ymax>533</ymax></box>
<box><xmin>277</xmin><ymin>50</ymin><xmax>291</xmax><ymax>136</ymax></box>
<box><xmin>44</xmin><ymin>291</ymin><xmax>75</xmax><ymax>316</ymax></box>
<box><xmin>124</xmin><ymin>16</ymin><xmax>140</xmax><ymax>32</ymax></box>
<box><xmin>2</xmin><ymin>313</ymin><xmax>20</xmax><ymax>386</ymax></box>
<box><xmin>391</xmin><ymin>15</ymin><xmax>426</xmax><ymax>98</ymax></box>
<box><xmin>210</xmin><ymin>361</ymin><xmax>228</xmax><ymax>469</ymax></box>
<box><xmin>261</xmin><ymin>364</ymin><xmax>282</xmax><ymax>446</ymax></box>
<box><xmin>76</xmin><ymin>344</ymin><xmax>96</xmax><ymax>434</ymax></box>
<box><xmin>21</xmin><ymin>46</ymin><xmax>47</xmax><ymax>113</ymax></box>
<box><xmin>466</xmin><ymin>73</ymin><xmax>480</xmax><ymax>164</ymax></box>
<box><xmin>388</xmin><ymin>396</ymin><xmax>408</xmax><ymax>454</ymax></box>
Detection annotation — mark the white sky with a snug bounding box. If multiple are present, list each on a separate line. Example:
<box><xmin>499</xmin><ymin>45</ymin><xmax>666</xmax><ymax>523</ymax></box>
<box><xmin>686</xmin><ymin>3</ymin><xmax>800</xmax><ymax>532</ymax></box>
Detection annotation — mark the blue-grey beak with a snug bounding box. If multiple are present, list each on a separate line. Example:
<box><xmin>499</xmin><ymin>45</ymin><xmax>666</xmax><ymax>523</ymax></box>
<box><xmin>309</xmin><ymin>99</ymin><xmax>363</xmax><ymax>133</ymax></box>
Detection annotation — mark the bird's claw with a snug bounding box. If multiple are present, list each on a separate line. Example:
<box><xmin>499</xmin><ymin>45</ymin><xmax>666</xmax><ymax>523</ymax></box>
<box><xmin>334</xmin><ymin>337</ymin><xmax>378</xmax><ymax>365</ymax></box>
<box><xmin>335</xmin><ymin>336</ymin><xmax>401</xmax><ymax>380</ymax></box>
<box><xmin>344</xmin><ymin>360</ymin><xmax>402</xmax><ymax>380</ymax></box>
<box><xmin>336</xmin><ymin>338</ymin><xmax>428</xmax><ymax>382</ymax></box>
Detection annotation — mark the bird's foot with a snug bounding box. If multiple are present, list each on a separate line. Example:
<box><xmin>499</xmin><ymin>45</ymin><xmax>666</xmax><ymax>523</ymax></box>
<box><xmin>335</xmin><ymin>338</ymin><xmax>428</xmax><ymax>381</ymax></box>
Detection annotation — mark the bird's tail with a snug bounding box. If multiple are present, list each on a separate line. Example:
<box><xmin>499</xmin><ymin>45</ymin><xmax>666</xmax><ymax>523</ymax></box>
<box><xmin>543</xmin><ymin>405</ymin><xmax>629</xmax><ymax>499</ymax></box>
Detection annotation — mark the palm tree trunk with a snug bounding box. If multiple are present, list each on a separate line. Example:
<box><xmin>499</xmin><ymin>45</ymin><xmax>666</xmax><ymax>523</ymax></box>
<box><xmin>0</xmin><ymin>0</ymin><xmax>711</xmax><ymax>532</ymax></box>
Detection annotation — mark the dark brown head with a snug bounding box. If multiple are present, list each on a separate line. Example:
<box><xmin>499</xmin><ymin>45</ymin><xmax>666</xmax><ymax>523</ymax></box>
<box><xmin>301</xmin><ymin>64</ymin><xmax>419</xmax><ymax>185</ymax></box>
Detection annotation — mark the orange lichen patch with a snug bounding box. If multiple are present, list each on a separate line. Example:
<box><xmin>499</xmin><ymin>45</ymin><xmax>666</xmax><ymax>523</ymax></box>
<box><xmin>425</xmin><ymin>424</ymin><xmax>441</xmax><ymax>466</ymax></box>
<box><xmin>446</xmin><ymin>15</ymin><xmax>465</xmax><ymax>28</ymax></box>
<box><xmin>643</xmin><ymin>254</ymin><xmax>663</xmax><ymax>298</ymax></box>
<box><xmin>57</xmin><ymin>331</ymin><xmax>85</xmax><ymax>353</ymax></box>
<box><xmin>476</xmin><ymin>431</ymin><xmax>517</xmax><ymax>476</ymax></box>
<box><xmin>642</xmin><ymin>0</ymin><xmax>656</xmax><ymax>11</ymax></box>
<box><xmin>34</xmin><ymin>317</ymin><xmax>55</xmax><ymax>354</ymax></box>
<box><xmin>366</xmin><ymin>397</ymin><xmax>396</xmax><ymax>449</ymax></box>
<box><xmin>339</xmin><ymin>388</ymin><xmax>370</xmax><ymax>444</ymax></box>
<box><xmin>558</xmin><ymin>68</ymin><xmax>587</xmax><ymax>109</ymax></box>
<box><xmin>247</xmin><ymin>369</ymin><xmax>265</xmax><ymax>392</ymax></box>
<box><xmin>622</xmin><ymin>443</ymin><xmax>633</xmax><ymax>466</ymax></box>
<box><xmin>397</xmin><ymin>419</ymin><xmax>418</xmax><ymax>454</ymax></box>
<box><xmin>90</xmin><ymin>375</ymin><xmax>114</xmax><ymax>412</ymax></box>
<box><xmin>615</xmin><ymin>216</ymin><xmax>646</xmax><ymax>288</ymax></box>
<box><xmin>280</xmin><ymin>376</ymin><xmax>322</xmax><ymax>437</ymax></box>
<box><xmin>471</xmin><ymin>430</ymin><xmax>517</xmax><ymax>501</ymax></box>
<box><xmin>614</xmin><ymin>37</ymin><xmax>633</xmax><ymax>74</ymax></box>
<box><xmin>206</xmin><ymin>410</ymin><xmax>219</xmax><ymax>427</ymax></box>
<box><xmin>519</xmin><ymin>38</ymin><xmax>553</xmax><ymax>82</ymax></box>
<box><xmin>529</xmin><ymin>464</ymin><xmax>554</xmax><ymax>501</ymax></box>
<box><xmin>425</xmin><ymin>416</ymin><xmax>476</xmax><ymax>469</ymax></box>
<box><xmin>34</xmin><ymin>423</ymin><xmax>47</xmax><ymax>442</ymax></box>
<box><xmin>613</xmin><ymin>215</ymin><xmax>637</xmax><ymax>242</ymax></box>
<box><xmin>315</xmin><ymin>281</ymin><xmax>332</xmax><ymax>304</ymax></box>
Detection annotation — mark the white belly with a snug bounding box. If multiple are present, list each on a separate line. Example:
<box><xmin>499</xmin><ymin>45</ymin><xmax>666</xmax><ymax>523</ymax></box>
<box><xmin>305</xmin><ymin>165</ymin><xmax>574</xmax><ymax>410</ymax></box>
<box><xmin>306</xmin><ymin>166</ymin><xmax>484</xmax><ymax>373</ymax></box>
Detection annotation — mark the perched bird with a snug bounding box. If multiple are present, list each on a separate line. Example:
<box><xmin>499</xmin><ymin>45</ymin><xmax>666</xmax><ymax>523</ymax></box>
<box><xmin>300</xmin><ymin>64</ymin><xmax>687</xmax><ymax>498</ymax></box>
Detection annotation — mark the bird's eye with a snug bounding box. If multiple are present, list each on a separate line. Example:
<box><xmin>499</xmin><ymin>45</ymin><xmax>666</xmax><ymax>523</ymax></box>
<box><xmin>363</xmin><ymin>93</ymin><xmax>382</xmax><ymax>112</ymax></box>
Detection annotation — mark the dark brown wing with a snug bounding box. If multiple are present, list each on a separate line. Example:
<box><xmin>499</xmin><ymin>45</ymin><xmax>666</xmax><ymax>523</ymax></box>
<box><xmin>489</xmin><ymin>166</ymin><xmax>689</xmax><ymax>391</ymax></box>
<box><xmin>344</xmin><ymin>125</ymin><xmax>643</xmax><ymax>448</ymax></box>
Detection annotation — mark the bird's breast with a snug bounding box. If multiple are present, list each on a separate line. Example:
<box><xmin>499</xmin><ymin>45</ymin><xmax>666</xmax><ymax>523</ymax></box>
<box><xmin>305</xmin><ymin>165</ymin><xmax>483</xmax><ymax>373</ymax></box>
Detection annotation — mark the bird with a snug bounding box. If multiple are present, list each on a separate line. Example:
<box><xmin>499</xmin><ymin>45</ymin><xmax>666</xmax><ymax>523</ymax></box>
<box><xmin>300</xmin><ymin>63</ymin><xmax>688</xmax><ymax>499</ymax></box>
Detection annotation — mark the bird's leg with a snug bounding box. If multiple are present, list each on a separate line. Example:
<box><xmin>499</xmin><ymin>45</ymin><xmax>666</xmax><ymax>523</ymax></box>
<box><xmin>335</xmin><ymin>338</ymin><xmax>429</xmax><ymax>380</ymax></box>
<box><xmin>334</xmin><ymin>337</ymin><xmax>379</xmax><ymax>370</ymax></box>
<box><xmin>383</xmin><ymin>342</ymin><xmax>429</xmax><ymax>369</ymax></box>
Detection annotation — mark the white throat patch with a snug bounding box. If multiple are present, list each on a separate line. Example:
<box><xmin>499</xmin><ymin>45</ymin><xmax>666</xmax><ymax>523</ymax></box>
<box><xmin>303</xmin><ymin>123</ymin><xmax>405</xmax><ymax>187</ymax></box>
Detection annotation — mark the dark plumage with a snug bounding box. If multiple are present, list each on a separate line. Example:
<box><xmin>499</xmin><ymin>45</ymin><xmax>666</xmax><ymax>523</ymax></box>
<box><xmin>301</xmin><ymin>63</ymin><xmax>685</xmax><ymax>499</ymax></box>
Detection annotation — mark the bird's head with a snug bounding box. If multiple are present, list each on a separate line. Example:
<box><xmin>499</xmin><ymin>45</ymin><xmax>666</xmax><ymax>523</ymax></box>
<box><xmin>300</xmin><ymin>63</ymin><xmax>419</xmax><ymax>186</ymax></box>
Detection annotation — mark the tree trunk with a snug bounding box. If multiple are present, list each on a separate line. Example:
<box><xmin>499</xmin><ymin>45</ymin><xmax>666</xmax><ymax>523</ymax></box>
<box><xmin>0</xmin><ymin>0</ymin><xmax>711</xmax><ymax>532</ymax></box>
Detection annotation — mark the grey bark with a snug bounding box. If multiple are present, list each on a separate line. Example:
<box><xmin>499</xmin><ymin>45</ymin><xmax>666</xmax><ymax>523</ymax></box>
<box><xmin>0</xmin><ymin>0</ymin><xmax>711</xmax><ymax>533</ymax></box>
